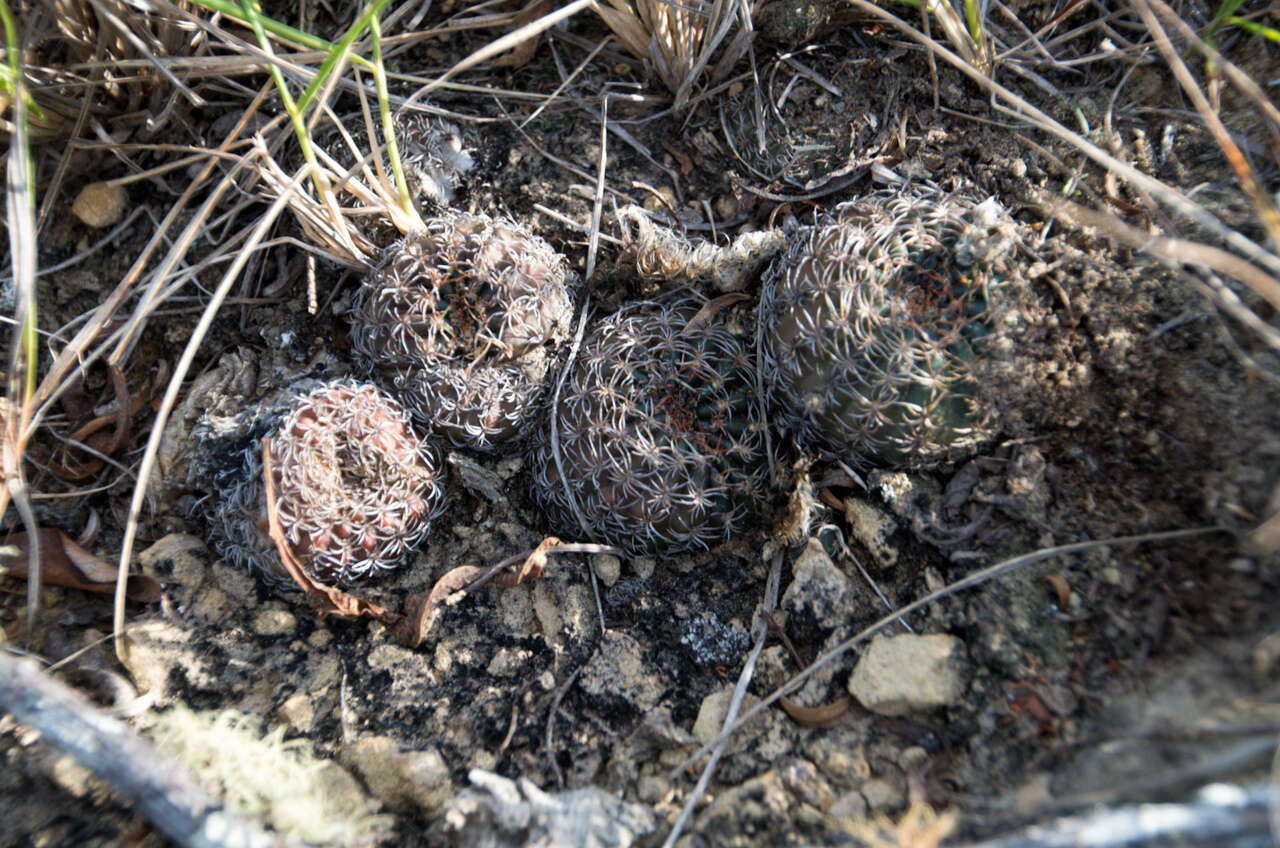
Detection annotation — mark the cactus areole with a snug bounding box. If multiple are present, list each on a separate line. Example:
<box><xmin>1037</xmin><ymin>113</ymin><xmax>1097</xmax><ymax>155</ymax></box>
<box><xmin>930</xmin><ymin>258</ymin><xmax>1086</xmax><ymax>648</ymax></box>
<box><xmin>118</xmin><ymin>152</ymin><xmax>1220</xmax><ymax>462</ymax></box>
<box><xmin>531</xmin><ymin>297</ymin><xmax>767</xmax><ymax>556</ymax></box>
<box><xmin>761</xmin><ymin>190</ymin><xmax>1009</xmax><ymax>469</ymax></box>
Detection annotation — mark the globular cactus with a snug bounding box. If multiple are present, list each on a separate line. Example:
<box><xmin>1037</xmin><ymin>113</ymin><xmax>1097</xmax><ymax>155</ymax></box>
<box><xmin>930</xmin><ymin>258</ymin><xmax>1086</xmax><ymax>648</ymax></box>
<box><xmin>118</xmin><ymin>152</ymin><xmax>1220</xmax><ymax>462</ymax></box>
<box><xmin>350</xmin><ymin>212</ymin><xmax>575</xmax><ymax>450</ymax></box>
<box><xmin>760</xmin><ymin>188</ymin><xmax>1015</xmax><ymax>469</ymax></box>
<box><xmin>320</xmin><ymin>110</ymin><xmax>474</xmax><ymax>209</ymax></box>
<box><xmin>394</xmin><ymin>111</ymin><xmax>475</xmax><ymax>207</ymax></box>
<box><xmin>529</xmin><ymin>297</ymin><xmax>767</xmax><ymax>556</ymax></box>
<box><xmin>210</xmin><ymin>380</ymin><xmax>444</xmax><ymax>586</ymax></box>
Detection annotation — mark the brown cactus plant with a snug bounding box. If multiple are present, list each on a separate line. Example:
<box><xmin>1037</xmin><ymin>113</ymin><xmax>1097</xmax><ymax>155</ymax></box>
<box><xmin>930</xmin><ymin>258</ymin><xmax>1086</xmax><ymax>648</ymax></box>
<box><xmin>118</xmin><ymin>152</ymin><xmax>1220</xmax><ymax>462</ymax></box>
<box><xmin>759</xmin><ymin>188</ymin><xmax>1016</xmax><ymax>468</ymax></box>
<box><xmin>350</xmin><ymin>212</ymin><xmax>575</xmax><ymax>450</ymax></box>
<box><xmin>529</xmin><ymin>296</ymin><xmax>768</xmax><ymax>556</ymax></box>
<box><xmin>212</xmin><ymin>380</ymin><xmax>443</xmax><ymax>586</ymax></box>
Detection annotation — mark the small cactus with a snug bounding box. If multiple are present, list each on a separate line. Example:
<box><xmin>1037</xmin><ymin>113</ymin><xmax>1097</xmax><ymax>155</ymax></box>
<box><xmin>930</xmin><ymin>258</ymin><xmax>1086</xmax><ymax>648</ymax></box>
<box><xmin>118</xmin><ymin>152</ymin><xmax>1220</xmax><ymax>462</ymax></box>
<box><xmin>211</xmin><ymin>380</ymin><xmax>443</xmax><ymax>586</ymax></box>
<box><xmin>760</xmin><ymin>188</ymin><xmax>1015</xmax><ymax>468</ymax></box>
<box><xmin>350</xmin><ymin>212</ymin><xmax>575</xmax><ymax>450</ymax></box>
<box><xmin>530</xmin><ymin>297</ymin><xmax>767</xmax><ymax>556</ymax></box>
<box><xmin>394</xmin><ymin>111</ymin><xmax>475</xmax><ymax>207</ymax></box>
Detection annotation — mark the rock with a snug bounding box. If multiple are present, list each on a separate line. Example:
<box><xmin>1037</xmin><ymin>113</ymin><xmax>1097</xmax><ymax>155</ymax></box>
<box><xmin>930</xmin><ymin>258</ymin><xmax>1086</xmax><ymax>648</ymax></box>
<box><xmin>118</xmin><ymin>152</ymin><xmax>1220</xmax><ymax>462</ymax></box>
<box><xmin>433</xmin><ymin>768</ymin><xmax>657</xmax><ymax>847</ymax></box>
<box><xmin>692</xmin><ymin>686</ymin><xmax>761</xmax><ymax>746</ymax></box>
<box><xmin>1252</xmin><ymin>632</ymin><xmax>1280</xmax><ymax>680</ymax></box>
<box><xmin>72</xmin><ymin>181</ymin><xmax>127</xmax><ymax>228</ymax></box>
<box><xmin>898</xmin><ymin>745</ymin><xmax>930</xmax><ymax>772</ymax></box>
<box><xmin>138</xmin><ymin>533</ymin><xmax>208</xmax><ymax>576</ymax></box>
<box><xmin>697</xmin><ymin>770</ymin><xmax>793</xmax><ymax>846</ymax></box>
<box><xmin>250</xmin><ymin>605</ymin><xmax>297</xmax><ymax>637</ymax></box>
<box><xmin>781</xmin><ymin>538</ymin><xmax>854</xmax><ymax>632</ymax></box>
<box><xmin>119</xmin><ymin>618</ymin><xmax>211</xmax><ymax>702</ymax></box>
<box><xmin>277</xmin><ymin>692</ymin><xmax>315</xmax><ymax>734</ymax></box>
<box><xmin>593</xmin><ymin>554</ymin><xmax>621</xmax><ymax>587</ymax></box>
<box><xmin>860</xmin><ymin>775</ymin><xmax>904</xmax><ymax>811</ymax></box>
<box><xmin>532</xmin><ymin>570</ymin><xmax>600</xmax><ymax>656</ymax></box>
<box><xmin>778</xmin><ymin>758</ymin><xmax>835</xmax><ymax>812</ymax></box>
<box><xmin>579</xmin><ymin>631</ymin><xmax>664</xmax><ymax>714</ymax></box>
<box><xmin>847</xmin><ymin>633</ymin><xmax>970</xmax><ymax>716</ymax></box>
<box><xmin>828</xmin><ymin>789</ymin><xmax>867</xmax><ymax>821</ymax></box>
<box><xmin>485</xmin><ymin>647</ymin><xmax>531</xmax><ymax>678</ymax></box>
<box><xmin>631</xmin><ymin>557</ymin><xmax>656</xmax><ymax>579</ymax></box>
<box><xmin>842</xmin><ymin>498</ymin><xmax>898</xmax><ymax>569</ymax></box>
<box><xmin>139</xmin><ymin>533</ymin><xmax>210</xmax><ymax>612</ymax></box>
<box><xmin>345</xmin><ymin>735</ymin><xmax>452</xmax><ymax>816</ymax></box>
<box><xmin>680</xmin><ymin>612</ymin><xmax>751</xmax><ymax>667</ymax></box>
<box><xmin>809</xmin><ymin>741</ymin><xmax>871</xmax><ymax>789</ymax></box>
<box><xmin>48</xmin><ymin>754</ymin><xmax>98</xmax><ymax>799</ymax></box>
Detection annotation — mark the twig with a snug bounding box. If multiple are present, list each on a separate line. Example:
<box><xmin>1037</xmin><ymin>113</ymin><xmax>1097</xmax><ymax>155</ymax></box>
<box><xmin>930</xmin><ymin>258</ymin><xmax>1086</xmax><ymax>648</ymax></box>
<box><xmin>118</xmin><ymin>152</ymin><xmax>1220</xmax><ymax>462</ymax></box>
<box><xmin>662</xmin><ymin>549</ymin><xmax>784</xmax><ymax>847</ymax></box>
<box><xmin>545</xmin><ymin>661</ymin><xmax>588</xmax><ymax>789</ymax></box>
<box><xmin>0</xmin><ymin>652</ymin><xmax>288</xmax><ymax>848</ymax></box>
<box><xmin>1129</xmin><ymin>0</ymin><xmax>1280</xmax><ymax>247</ymax></box>
<box><xmin>957</xmin><ymin>779</ymin><xmax>1274</xmax><ymax>847</ymax></box>
<box><xmin>670</xmin><ymin>526</ymin><xmax>1230</xmax><ymax>777</ymax></box>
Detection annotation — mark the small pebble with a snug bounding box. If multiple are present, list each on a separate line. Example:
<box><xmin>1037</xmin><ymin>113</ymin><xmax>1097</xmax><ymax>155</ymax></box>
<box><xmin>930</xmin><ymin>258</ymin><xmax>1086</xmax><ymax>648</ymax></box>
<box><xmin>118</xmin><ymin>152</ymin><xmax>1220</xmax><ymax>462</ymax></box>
<box><xmin>72</xmin><ymin>182</ymin><xmax>127</xmax><ymax>228</ymax></box>
<box><xmin>251</xmin><ymin>606</ymin><xmax>297</xmax><ymax>637</ymax></box>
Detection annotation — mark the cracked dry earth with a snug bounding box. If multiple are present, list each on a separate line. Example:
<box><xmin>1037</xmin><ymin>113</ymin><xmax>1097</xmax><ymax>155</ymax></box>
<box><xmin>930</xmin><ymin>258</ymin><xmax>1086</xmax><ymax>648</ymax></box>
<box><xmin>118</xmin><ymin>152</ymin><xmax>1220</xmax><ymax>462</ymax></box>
<box><xmin>3</xmin><ymin>15</ymin><xmax>1280</xmax><ymax>848</ymax></box>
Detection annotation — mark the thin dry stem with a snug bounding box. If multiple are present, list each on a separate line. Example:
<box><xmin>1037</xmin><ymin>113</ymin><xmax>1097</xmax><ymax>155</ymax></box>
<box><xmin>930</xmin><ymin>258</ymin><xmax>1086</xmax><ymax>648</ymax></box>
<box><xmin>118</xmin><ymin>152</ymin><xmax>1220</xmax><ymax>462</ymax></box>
<box><xmin>1130</xmin><ymin>0</ymin><xmax>1280</xmax><ymax>248</ymax></box>
<box><xmin>114</xmin><ymin>162</ymin><xmax>308</xmax><ymax>664</ymax></box>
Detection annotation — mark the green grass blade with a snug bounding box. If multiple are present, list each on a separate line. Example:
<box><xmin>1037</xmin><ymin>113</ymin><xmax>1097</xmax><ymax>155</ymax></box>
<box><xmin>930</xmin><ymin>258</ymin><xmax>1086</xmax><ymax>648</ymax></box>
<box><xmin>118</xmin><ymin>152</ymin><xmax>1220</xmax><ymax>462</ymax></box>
<box><xmin>1228</xmin><ymin>17</ymin><xmax>1280</xmax><ymax>44</ymax></box>
<box><xmin>296</xmin><ymin>0</ymin><xmax>394</xmax><ymax>116</ymax></box>
<box><xmin>188</xmin><ymin>0</ymin><xmax>334</xmax><ymax>51</ymax></box>
<box><xmin>1207</xmin><ymin>0</ymin><xmax>1247</xmax><ymax>38</ymax></box>
<box><xmin>368</xmin><ymin>14</ymin><xmax>414</xmax><ymax>218</ymax></box>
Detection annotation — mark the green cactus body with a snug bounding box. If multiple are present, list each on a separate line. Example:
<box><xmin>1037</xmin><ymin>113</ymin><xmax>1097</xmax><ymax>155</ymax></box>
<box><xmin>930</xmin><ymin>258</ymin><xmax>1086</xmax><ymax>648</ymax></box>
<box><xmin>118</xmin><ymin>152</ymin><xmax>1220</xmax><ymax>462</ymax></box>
<box><xmin>530</xmin><ymin>297</ymin><xmax>767</xmax><ymax>556</ymax></box>
<box><xmin>350</xmin><ymin>212</ymin><xmax>574</xmax><ymax>450</ymax></box>
<box><xmin>761</xmin><ymin>189</ymin><xmax>1010</xmax><ymax>468</ymax></box>
<box><xmin>212</xmin><ymin>380</ymin><xmax>444</xmax><ymax>586</ymax></box>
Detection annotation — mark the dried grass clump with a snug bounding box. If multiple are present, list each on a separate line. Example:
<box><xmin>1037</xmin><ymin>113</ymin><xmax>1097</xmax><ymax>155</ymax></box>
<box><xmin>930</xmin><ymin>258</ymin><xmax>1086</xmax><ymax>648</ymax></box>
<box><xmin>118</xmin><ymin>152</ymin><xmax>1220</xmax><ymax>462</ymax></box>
<box><xmin>594</xmin><ymin>0</ymin><xmax>752</xmax><ymax>109</ymax></box>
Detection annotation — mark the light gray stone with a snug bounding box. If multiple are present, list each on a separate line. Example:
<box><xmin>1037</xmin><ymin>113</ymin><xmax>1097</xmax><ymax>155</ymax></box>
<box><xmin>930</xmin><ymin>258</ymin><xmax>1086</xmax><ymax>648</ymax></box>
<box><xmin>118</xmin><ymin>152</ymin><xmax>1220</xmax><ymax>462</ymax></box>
<box><xmin>345</xmin><ymin>735</ymin><xmax>452</xmax><ymax>816</ymax></box>
<box><xmin>781</xmin><ymin>538</ymin><xmax>854</xmax><ymax>631</ymax></box>
<box><xmin>847</xmin><ymin>633</ymin><xmax>970</xmax><ymax>716</ymax></box>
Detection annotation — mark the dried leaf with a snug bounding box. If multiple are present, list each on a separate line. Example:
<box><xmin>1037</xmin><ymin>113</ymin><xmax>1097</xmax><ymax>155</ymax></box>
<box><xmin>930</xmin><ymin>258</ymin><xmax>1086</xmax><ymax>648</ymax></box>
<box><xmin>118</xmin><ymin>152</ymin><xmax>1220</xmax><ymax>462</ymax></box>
<box><xmin>50</xmin><ymin>364</ymin><xmax>148</xmax><ymax>482</ymax></box>
<box><xmin>681</xmin><ymin>293</ymin><xmax>752</xmax><ymax>336</ymax></box>
<box><xmin>494</xmin><ymin>0</ymin><xmax>550</xmax><ymax>68</ymax></box>
<box><xmin>780</xmin><ymin>694</ymin><xmax>853</xmax><ymax>727</ymax></box>
<box><xmin>0</xmin><ymin>529</ymin><xmax>162</xmax><ymax>603</ymax></box>
<box><xmin>1042</xmin><ymin>573</ymin><xmax>1071</xmax><ymax>610</ymax></box>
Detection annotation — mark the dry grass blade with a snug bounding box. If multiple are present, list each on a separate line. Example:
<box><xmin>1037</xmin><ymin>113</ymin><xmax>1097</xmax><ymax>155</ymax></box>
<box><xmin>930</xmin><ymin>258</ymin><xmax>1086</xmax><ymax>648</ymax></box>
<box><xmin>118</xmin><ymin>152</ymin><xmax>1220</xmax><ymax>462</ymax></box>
<box><xmin>3</xmin><ymin>20</ymin><xmax>41</xmax><ymax>644</ymax></box>
<box><xmin>594</xmin><ymin>0</ymin><xmax>751</xmax><ymax>109</ymax></box>
<box><xmin>113</xmin><ymin>162</ymin><xmax>310</xmax><ymax>664</ymax></box>
<box><xmin>25</xmin><ymin>85</ymin><xmax>277</xmax><ymax>440</ymax></box>
<box><xmin>839</xmin><ymin>0</ymin><xmax>1280</xmax><ymax>285</ymax></box>
<box><xmin>1130</xmin><ymin>0</ymin><xmax>1280</xmax><ymax>248</ymax></box>
<box><xmin>1041</xmin><ymin>196</ymin><xmax>1280</xmax><ymax>317</ymax></box>
<box><xmin>1144</xmin><ymin>0</ymin><xmax>1280</xmax><ymax>142</ymax></box>
<box><xmin>406</xmin><ymin>0</ymin><xmax>595</xmax><ymax>104</ymax></box>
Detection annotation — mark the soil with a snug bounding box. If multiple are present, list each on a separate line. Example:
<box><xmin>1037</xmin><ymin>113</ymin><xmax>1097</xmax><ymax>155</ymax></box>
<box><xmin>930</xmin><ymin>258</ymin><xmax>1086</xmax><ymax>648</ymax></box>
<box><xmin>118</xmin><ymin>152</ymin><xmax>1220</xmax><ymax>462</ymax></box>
<box><xmin>3</xmin><ymin>3</ymin><xmax>1280</xmax><ymax>847</ymax></box>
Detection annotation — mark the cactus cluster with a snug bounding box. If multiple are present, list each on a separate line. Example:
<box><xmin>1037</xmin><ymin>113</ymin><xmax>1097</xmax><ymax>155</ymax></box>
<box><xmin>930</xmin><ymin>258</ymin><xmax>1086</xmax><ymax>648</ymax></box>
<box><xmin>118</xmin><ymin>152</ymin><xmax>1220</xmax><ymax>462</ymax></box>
<box><xmin>760</xmin><ymin>189</ymin><xmax>1013</xmax><ymax>468</ymax></box>
<box><xmin>350</xmin><ymin>212</ymin><xmax>575</xmax><ymax>450</ymax></box>
<box><xmin>210</xmin><ymin>380</ymin><xmax>443</xmax><ymax>586</ymax></box>
<box><xmin>529</xmin><ymin>297</ymin><xmax>767</xmax><ymax>556</ymax></box>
